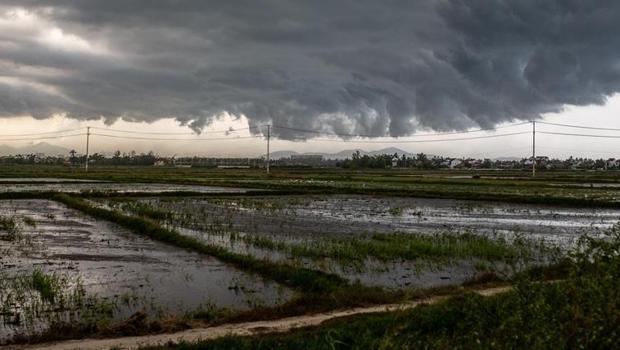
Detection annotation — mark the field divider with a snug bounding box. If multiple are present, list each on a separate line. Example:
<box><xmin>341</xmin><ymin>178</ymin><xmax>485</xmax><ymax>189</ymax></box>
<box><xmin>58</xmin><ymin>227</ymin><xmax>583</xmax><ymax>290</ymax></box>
<box><xmin>52</xmin><ymin>193</ymin><xmax>350</xmax><ymax>294</ymax></box>
<box><xmin>17</xmin><ymin>285</ymin><xmax>513</xmax><ymax>350</ymax></box>
<box><xmin>50</xmin><ymin>193</ymin><xmax>408</xmax><ymax>326</ymax></box>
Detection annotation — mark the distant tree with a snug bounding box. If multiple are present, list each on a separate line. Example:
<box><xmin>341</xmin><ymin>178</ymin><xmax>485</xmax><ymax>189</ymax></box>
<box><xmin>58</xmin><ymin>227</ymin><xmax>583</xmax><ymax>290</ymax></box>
<box><xmin>69</xmin><ymin>149</ymin><xmax>77</xmax><ymax>165</ymax></box>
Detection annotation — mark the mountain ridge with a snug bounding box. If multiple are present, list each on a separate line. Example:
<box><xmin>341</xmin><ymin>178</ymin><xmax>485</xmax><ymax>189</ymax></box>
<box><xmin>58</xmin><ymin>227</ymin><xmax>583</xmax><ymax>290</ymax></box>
<box><xmin>267</xmin><ymin>147</ymin><xmax>421</xmax><ymax>160</ymax></box>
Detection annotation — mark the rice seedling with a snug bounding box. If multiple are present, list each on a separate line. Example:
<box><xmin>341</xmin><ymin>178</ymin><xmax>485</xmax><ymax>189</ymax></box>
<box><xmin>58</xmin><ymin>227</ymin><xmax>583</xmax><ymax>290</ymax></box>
<box><xmin>0</xmin><ymin>216</ymin><xmax>21</xmax><ymax>241</ymax></box>
<box><xmin>21</xmin><ymin>217</ymin><xmax>36</xmax><ymax>228</ymax></box>
<box><xmin>0</xmin><ymin>268</ymin><xmax>115</xmax><ymax>343</ymax></box>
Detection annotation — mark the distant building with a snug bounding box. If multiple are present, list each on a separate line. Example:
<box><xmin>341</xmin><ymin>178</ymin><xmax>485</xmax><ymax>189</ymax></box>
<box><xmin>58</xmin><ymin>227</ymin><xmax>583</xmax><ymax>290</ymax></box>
<box><xmin>449</xmin><ymin>159</ymin><xmax>462</xmax><ymax>169</ymax></box>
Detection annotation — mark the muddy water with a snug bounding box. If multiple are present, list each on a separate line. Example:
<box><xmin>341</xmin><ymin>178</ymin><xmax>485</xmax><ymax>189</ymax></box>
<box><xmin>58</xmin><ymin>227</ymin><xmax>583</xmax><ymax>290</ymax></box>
<box><xmin>0</xmin><ymin>200</ymin><xmax>291</xmax><ymax>342</ymax></box>
<box><xmin>170</xmin><ymin>225</ymin><xmax>497</xmax><ymax>290</ymax></box>
<box><xmin>109</xmin><ymin>195</ymin><xmax>619</xmax><ymax>289</ymax></box>
<box><xmin>135</xmin><ymin>195</ymin><xmax>620</xmax><ymax>245</ymax></box>
<box><xmin>0</xmin><ymin>178</ymin><xmax>104</xmax><ymax>183</ymax></box>
<box><xmin>0</xmin><ymin>182</ymin><xmax>252</xmax><ymax>193</ymax></box>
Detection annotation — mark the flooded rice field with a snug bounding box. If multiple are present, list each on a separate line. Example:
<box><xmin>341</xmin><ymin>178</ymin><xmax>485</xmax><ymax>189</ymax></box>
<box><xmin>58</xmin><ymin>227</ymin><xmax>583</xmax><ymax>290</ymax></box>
<box><xmin>4</xmin><ymin>192</ymin><xmax>617</xmax><ymax>342</ymax></box>
<box><xmin>98</xmin><ymin>195</ymin><xmax>620</xmax><ymax>289</ymax></box>
<box><xmin>0</xmin><ymin>200</ymin><xmax>291</xmax><ymax>343</ymax></box>
<box><xmin>0</xmin><ymin>178</ymin><xmax>104</xmax><ymax>183</ymax></box>
<box><xmin>0</xmin><ymin>182</ymin><xmax>253</xmax><ymax>194</ymax></box>
<box><xmin>109</xmin><ymin>195</ymin><xmax>619</xmax><ymax>245</ymax></box>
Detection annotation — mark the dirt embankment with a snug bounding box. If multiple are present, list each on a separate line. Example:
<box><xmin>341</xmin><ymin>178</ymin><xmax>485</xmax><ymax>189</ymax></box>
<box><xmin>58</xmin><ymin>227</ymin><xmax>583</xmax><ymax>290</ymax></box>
<box><xmin>13</xmin><ymin>286</ymin><xmax>511</xmax><ymax>350</ymax></box>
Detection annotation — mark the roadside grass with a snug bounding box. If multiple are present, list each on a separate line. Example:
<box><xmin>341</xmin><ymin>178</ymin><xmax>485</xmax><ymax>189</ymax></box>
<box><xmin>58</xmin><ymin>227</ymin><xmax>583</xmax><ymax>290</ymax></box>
<box><xmin>140</xmin><ymin>226</ymin><xmax>620</xmax><ymax>350</ymax></box>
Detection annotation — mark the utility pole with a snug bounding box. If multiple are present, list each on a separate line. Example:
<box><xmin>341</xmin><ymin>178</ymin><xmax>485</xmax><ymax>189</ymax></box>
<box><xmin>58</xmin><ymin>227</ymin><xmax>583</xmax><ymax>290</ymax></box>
<box><xmin>266</xmin><ymin>124</ymin><xmax>270</xmax><ymax>174</ymax></box>
<box><xmin>85</xmin><ymin>126</ymin><xmax>90</xmax><ymax>172</ymax></box>
<box><xmin>532</xmin><ymin>120</ymin><xmax>536</xmax><ymax>177</ymax></box>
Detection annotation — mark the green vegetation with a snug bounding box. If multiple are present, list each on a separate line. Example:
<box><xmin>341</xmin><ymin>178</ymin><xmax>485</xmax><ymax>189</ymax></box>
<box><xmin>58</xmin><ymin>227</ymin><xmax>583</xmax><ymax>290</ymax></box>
<box><xmin>53</xmin><ymin>194</ymin><xmax>404</xmax><ymax>318</ymax></box>
<box><xmin>243</xmin><ymin>232</ymin><xmax>543</xmax><ymax>266</ymax></box>
<box><xmin>1</xmin><ymin>165</ymin><xmax>620</xmax><ymax>207</ymax></box>
<box><xmin>0</xmin><ymin>167</ymin><xmax>616</xmax><ymax>346</ymax></box>
<box><xmin>55</xmin><ymin>194</ymin><xmax>348</xmax><ymax>295</ymax></box>
<box><xmin>0</xmin><ymin>268</ymin><xmax>115</xmax><ymax>341</ymax></box>
<box><xmin>0</xmin><ymin>215</ymin><xmax>20</xmax><ymax>241</ymax></box>
<box><xmin>107</xmin><ymin>197</ymin><xmax>550</xmax><ymax>272</ymax></box>
<box><xmin>30</xmin><ymin>269</ymin><xmax>61</xmax><ymax>303</ymax></box>
<box><xmin>21</xmin><ymin>216</ymin><xmax>36</xmax><ymax>227</ymax></box>
<box><xmin>141</xmin><ymin>226</ymin><xmax>620</xmax><ymax>349</ymax></box>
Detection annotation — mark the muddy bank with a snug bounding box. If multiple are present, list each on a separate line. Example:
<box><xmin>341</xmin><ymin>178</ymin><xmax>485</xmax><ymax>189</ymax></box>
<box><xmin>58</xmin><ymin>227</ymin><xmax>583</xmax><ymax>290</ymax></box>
<box><xmin>14</xmin><ymin>285</ymin><xmax>512</xmax><ymax>350</ymax></box>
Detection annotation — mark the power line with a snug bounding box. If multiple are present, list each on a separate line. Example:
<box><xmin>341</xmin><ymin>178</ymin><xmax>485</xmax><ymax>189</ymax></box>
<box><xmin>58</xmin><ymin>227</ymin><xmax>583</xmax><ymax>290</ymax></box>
<box><xmin>537</xmin><ymin>121</ymin><xmax>620</xmax><ymax>132</ymax></box>
<box><xmin>0</xmin><ymin>133</ymin><xmax>86</xmax><ymax>142</ymax></box>
<box><xmin>90</xmin><ymin>126</ymin><xmax>261</xmax><ymax>135</ymax></box>
<box><xmin>538</xmin><ymin>131</ymin><xmax>620</xmax><ymax>139</ymax></box>
<box><xmin>91</xmin><ymin>133</ymin><xmax>263</xmax><ymax>141</ymax></box>
<box><xmin>538</xmin><ymin>146</ymin><xmax>620</xmax><ymax>156</ymax></box>
<box><xmin>0</xmin><ymin>127</ymin><xmax>85</xmax><ymax>137</ymax></box>
<box><xmin>272</xmin><ymin>121</ymin><xmax>531</xmax><ymax>138</ymax></box>
<box><xmin>277</xmin><ymin>131</ymin><xmax>531</xmax><ymax>143</ymax></box>
<box><xmin>464</xmin><ymin>146</ymin><xmax>531</xmax><ymax>158</ymax></box>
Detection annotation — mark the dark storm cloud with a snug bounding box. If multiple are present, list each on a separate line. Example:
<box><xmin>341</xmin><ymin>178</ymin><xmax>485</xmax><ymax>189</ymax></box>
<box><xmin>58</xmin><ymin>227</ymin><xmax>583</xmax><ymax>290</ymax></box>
<box><xmin>0</xmin><ymin>0</ymin><xmax>619</xmax><ymax>137</ymax></box>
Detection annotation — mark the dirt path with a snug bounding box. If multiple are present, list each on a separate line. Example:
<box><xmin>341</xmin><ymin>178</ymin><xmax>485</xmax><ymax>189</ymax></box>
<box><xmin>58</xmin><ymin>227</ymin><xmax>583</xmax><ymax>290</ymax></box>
<box><xmin>13</xmin><ymin>286</ymin><xmax>511</xmax><ymax>350</ymax></box>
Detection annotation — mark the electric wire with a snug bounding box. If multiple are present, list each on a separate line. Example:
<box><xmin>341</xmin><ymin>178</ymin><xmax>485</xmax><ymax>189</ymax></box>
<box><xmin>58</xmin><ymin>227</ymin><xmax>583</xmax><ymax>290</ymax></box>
<box><xmin>90</xmin><ymin>133</ymin><xmax>263</xmax><ymax>141</ymax></box>
<box><xmin>90</xmin><ymin>126</ymin><xmax>261</xmax><ymax>135</ymax></box>
<box><xmin>0</xmin><ymin>133</ymin><xmax>86</xmax><ymax>142</ymax></box>
<box><xmin>277</xmin><ymin>131</ymin><xmax>531</xmax><ymax>143</ymax></box>
<box><xmin>537</xmin><ymin>121</ymin><xmax>620</xmax><ymax>132</ymax></box>
<box><xmin>272</xmin><ymin>121</ymin><xmax>531</xmax><ymax>138</ymax></box>
<box><xmin>0</xmin><ymin>127</ymin><xmax>85</xmax><ymax>137</ymax></box>
<box><xmin>538</xmin><ymin>131</ymin><xmax>620</xmax><ymax>139</ymax></box>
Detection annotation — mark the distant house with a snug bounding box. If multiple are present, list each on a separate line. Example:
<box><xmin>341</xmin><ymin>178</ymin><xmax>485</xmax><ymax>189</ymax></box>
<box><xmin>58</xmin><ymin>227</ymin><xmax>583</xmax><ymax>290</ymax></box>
<box><xmin>449</xmin><ymin>159</ymin><xmax>462</xmax><ymax>169</ymax></box>
<box><xmin>391</xmin><ymin>156</ymin><xmax>399</xmax><ymax>168</ymax></box>
<box><xmin>606</xmin><ymin>158</ymin><xmax>620</xmax><ymax>169</ymax></box>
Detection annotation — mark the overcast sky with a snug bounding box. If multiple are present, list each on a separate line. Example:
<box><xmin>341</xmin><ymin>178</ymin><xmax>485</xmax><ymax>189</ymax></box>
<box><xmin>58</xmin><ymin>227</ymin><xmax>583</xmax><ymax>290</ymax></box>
<box><xmin>1</xmin><ymin>1</ymin><xmax>620</xmax><ymax>158</ymax></box>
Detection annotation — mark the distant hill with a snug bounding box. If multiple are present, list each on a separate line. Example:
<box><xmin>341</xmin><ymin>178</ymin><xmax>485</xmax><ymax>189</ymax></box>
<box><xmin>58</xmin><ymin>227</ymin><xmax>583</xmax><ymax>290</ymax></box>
<box><xmin>268</xmin><ymin>150</ymin><xmax>300</xmax><ymax>159</ymax></box>
<box><xmin>267</xmin><ymin>147</ymin><xmax>420</xmax><ymax>160</ymax></box>
<box><xmin>0</xmin><ymin>142</ymin><xmax>71</xmax><ymax>156</ymax></box>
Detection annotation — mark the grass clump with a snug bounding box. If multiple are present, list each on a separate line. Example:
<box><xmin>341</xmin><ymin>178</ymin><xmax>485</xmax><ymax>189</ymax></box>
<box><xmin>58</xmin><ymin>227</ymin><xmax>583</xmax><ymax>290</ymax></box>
<box><xmin>0</xmin><ymin>215</ymin><xmax>20</xmax><ymax>241</ymax></box>
<box><xmin>22</xmin><ymin>216</ymin><xmax>36</xmax><ymax>227</ymax></box>
<box><xmin>248</xmin><ymin>232</ymin><xmax>543</xmax><ymax>265</ymax></box>
<box><xmin>30</xmin><ymin>269</ymin><xmax>62</xmax><ymax>303</ymax></box>
<box><xmin>0</xmin><ymin>268</ymin><xmax>115</xmax><ymax>343</ymax></box>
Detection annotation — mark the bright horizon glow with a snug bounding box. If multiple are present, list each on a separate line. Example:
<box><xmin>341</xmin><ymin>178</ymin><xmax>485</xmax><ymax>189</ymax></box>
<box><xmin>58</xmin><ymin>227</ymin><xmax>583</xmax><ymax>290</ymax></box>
<box><xmin>1</xmin><ymin>94</ymin><xmax>620</xmax><ymax>159</ymax></box>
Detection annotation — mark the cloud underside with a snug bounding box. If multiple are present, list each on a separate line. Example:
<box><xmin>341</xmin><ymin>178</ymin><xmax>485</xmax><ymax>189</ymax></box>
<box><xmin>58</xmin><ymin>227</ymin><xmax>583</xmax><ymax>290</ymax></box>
<box><xmin>0</xmin><ymin>1</ymin><xmax>619</xmax><ymax>137</ymax></box>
